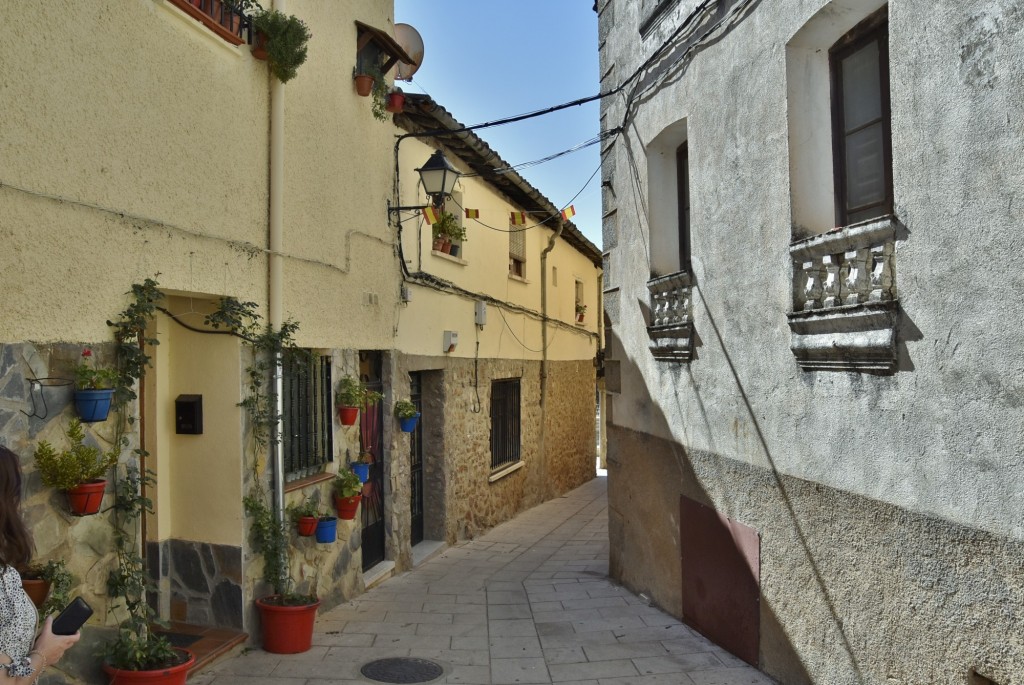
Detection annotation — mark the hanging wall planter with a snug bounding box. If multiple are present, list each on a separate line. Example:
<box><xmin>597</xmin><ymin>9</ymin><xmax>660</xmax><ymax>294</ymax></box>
<box><xmin>67</xmin><ymin>479</ymin><xmax>107</xmax><ymax>516</ymax></box>
<box><xmin>338</xmin><ymin>406</ymin><xmax>359</xmax><ymax>425</ymax></box>
<box><xmin>296</xmin><ymin>516</ymin><xmax>317</xmax><ymax>537</ymax></box>
<box><xmin>20</xmin><ymin>578</ymin><xmax>50</xmax><ymax>610</ymax></box>
<box><xmin>74</xmin><ymin>388</ymin><xmax>115</xmax><ymax>423</ymax></box>
<box><xmin>334</xmin><ymin>495</ymin><xmax>361</xmax><ymax>521</ymax></box>
<box><xmin>354</xmin><ymin>74</ymin><xmax>374</xmax><ymax>96</ymax></box>
<box><xmin>398</xmin><ymin>414</ymin><xmax>420</xmax><ymax>433</ymax></box>
<box><xmin>251</xmin><ymin>31</ymin><xmax>269</xmax><ymax>60</ymax></box>
<box><xmin>351</xmin><ymin>462</ymin><xmax>370</xmax><ymax>484</ymax></box>
<box><xmin>315</xmin><ymin>516</ymin><xmax>338</xmax><ymax>543</ymax></box>
<box><xmin>385</xmin><ymin>91</ymin><xmax>405</xmax><ymax>113</ymax></box>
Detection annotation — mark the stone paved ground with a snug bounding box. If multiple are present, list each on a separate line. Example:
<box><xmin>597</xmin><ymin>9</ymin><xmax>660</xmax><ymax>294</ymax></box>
<box><xmin>193</xmin><ymin>476</ymin><xmax>775</xmax><ymax>684</ymax></box>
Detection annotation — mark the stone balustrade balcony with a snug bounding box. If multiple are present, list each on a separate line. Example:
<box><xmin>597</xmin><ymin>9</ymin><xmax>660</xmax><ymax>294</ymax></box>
<box><xmin>647</xmin><ymin>271</ymin><xmax>693</xmax><ymax>362</ymax></box>
<box><xmin>787</xmin><ymin>216</ymin><xmax>900</xmax><ymax>372</ymax></box>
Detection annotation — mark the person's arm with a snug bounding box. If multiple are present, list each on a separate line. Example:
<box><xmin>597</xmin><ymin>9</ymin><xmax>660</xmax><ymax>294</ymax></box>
<box><xmin>0</xmin><ymin>617</ymin><xmax>80</xmax><ymax>685</ymax></box>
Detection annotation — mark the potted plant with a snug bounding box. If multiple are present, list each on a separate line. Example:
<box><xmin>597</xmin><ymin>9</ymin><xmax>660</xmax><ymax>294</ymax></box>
<box><xmin>335</xmin><ymin>375</ymin><xmax>382</xmax><ymax>426</ymax></box>
<box><xmin>73</xmin><ymin>348</ymin><xmax>119</xmax><ymax>422</ymax></box>
<box><xmin>575</xmin><ymin>303</ymin><xmax>587</xmax><ymax>322</ymax></box>
<box><xmin>353</xmin><ymin>66</ymin><xmax>375</xmax><ymax>97</ymax></box>
<box><xmin>314</xmin><ymin>513</ymin><xmax>337</xmax><ymax>543</ymax></box>
<box><xmin>350</xmin><ymin>452</ymin><xmax>372</xmax><ymax>484</ymax></box>
<box><xmin>225</xmin><ymin>2</ymin><xmax>311</xmax><ymax>82</ymax></box>
<box><xmin>333</xmin><ymin>469</ymin><xmax>363</xmax><ymax>521</ymax></box>
<box><xmin>19</xmin><ymin>560</ymin><xmax>73</xmax><ymax>615</ymax></box>
<box><xmin>433</xmin><ymin>211</ymin><xmax>462</xmax><ymax>254</ymax></box>
<box><xmin>385</xmin><ymin>86</ymin><xmax>405</xmax><ymax>114</ymax></box>
<box><xmin>104</xmin><ymin>466</ymin><xmax>195</xmax><ymax>685</ymax></box>
<box><xmin>394</xmin><ymin>399</ymin><xmax>420</xmax><ymax>433</ymax></box>
<box><xmin>369</xmin><ymin>66</ymin><xmax>390</xmax><ymax>121</ymax></box>
<box><xmin>287</xmin><ymin>497</ymin><xmax>319</xmax><ymax>537</ymax></box>
<box><xmin>33</xmin><ymin>418</ymin><xmax>118</xmax><ymax>515</ymax></box>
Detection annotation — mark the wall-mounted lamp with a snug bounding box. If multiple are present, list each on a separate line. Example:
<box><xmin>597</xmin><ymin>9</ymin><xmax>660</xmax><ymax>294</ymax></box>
<box><xmin>389</xmin><ymin>150</ymin><xmax>462</xmax><ymax>215</ymax></box>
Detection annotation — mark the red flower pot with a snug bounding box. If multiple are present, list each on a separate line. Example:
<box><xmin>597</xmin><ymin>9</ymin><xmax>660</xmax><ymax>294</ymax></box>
<box><xmin>338</xmin><ymin>406</ymin><xmax>359</xmax><ymax>425</ymax></box>
<box><xmin>354</xmin><ymin>74</ymin><xmax>374</xmax><ymax>97</ymax></box>
<box><xmin>296</xmin><ymin>516</ymin><xmax>317</xmax><ymax>537</ymax></box>
<box><xmin>251</xmin><ymin>31</ymin><xmax>269</xmax><ymax>60</ymax></box>
<box><xmin>67</xmin><ymin>480</ymin><xmax>106</xmax><ymax>516</ymax></box>
<box><xmin>334</xmin><ymin>494</ymin><xmax>361</xmax><ymax>521</ymax></box>
<box><xmin>21</xmin><ymin>579</ymin><xmax>50</xmax><ymax>609</ymax></box>
<box><xmin>385</xmin><ymin>92</ymin><xmax>405</xmax><ymax>113</ymax></box>
<box><xmin>102</xmin><ymin>649</ymin><xmax>195</xmax><ymax>685</ymax></box>
<box><xmin>256</xmin><ymin>596</ymin><xmax>320</xmax><ymax>654</ymax></box>
<box><xmin>432</xmin><ymin>238</ymin><xmax>445</xmax><ymax>252</ymax></box>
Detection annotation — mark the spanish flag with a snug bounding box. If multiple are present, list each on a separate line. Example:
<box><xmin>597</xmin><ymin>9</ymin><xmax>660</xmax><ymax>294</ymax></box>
<box><xmin>560</xmin><ymin>205</ymin><xmax>576</xmax><ymax>221</ymax></box>
<box><xmin>464</xmin><ymin>208</ymin><xmax>480</xmax><ymax>219</ymax></box>
<box><xmin>422</xmin><ymin>206</ymin><xmax>439</xmax><ymax>224</ymax></box>
<box><xmin>510</xmin><ymin>211</ymin><xmax>527</xmax><ymax>226</ymax></box>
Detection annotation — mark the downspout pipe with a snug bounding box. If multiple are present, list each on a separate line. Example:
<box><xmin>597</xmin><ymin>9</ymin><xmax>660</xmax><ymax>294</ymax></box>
<box><xmin>268</xmin><ymin>1</ymin><xmax>286</xmax><ymax>538</ymax></box>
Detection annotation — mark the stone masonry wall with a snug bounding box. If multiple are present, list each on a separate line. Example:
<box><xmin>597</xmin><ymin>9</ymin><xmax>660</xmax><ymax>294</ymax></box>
<box><xmin>608</xmin><ymin>424</ymin><xmax>1024</xmax><ymax>685</ymax></box>
<box><xmin>420</xmin><ymin>357</ymin><xmax>596</xmax><ymax>545</ymax></box>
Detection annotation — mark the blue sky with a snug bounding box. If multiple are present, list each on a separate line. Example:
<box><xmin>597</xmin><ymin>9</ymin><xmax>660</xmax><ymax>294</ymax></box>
<box><xmin>393</xmin><ymin>1</ymin><xmax>602</xmax><ymax>248</ymax></box>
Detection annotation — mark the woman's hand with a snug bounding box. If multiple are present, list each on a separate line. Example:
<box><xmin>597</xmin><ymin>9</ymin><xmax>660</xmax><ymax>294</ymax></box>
<box><xmin>31</xmin><ymin>617</ymin><xmax>80</xmax><ymax>667</ymax></box>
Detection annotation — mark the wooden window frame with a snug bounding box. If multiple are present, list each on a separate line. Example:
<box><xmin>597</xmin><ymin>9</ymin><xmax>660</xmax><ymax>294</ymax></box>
<box><xmin>830</xmin><ymin>8</ymin><xmax>893</xmax><ymax>227</ymax></box>
<box><xmin>676</xmin><ymin>141</ymin><xmax>691</xmax><ymax>273</ymax></box>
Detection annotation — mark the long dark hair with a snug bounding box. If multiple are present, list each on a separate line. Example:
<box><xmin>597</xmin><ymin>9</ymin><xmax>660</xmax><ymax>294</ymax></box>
<box><xmin>0</xmin><ymin>446</ymin><xmax>33</xmax><ymax>569</ymax></box>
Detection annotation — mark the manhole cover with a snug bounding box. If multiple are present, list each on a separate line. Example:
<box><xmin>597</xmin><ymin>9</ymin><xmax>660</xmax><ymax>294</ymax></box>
<box><xmin>360</xmin><ymin>657</ymin><xmax>445</xmax><ymax>684</ymax></box>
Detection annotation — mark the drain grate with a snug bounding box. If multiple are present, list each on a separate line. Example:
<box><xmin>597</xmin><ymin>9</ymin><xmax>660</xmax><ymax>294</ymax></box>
<box><xmin>360</xmin><ymin>657</ymin><xmax>445</xmax><ymax>684</ymax></box>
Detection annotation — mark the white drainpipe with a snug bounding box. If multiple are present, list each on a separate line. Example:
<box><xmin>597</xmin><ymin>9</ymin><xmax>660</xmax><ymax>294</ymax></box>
<box><xmin>268</xmin><ymin>0</ymin><xmax>286</xmax><ymax>526</ymax></box>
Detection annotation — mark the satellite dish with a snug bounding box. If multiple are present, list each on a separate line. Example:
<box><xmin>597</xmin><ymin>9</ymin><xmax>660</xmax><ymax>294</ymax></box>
<box><xmin>393</xmin><ymin>23</ymin><xmax>424</xmax><ymax>81</ymax></box>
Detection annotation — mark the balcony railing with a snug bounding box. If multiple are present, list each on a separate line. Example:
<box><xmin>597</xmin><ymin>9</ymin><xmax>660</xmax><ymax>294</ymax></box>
<box><xmin>169</xmin><ymin>0</ymin><xmax>252</xmax><ymax>46</ymax></box>
<box><xmin>787</xmin><ymin>216</ymin><xmax>900</xmax><ymax>372</ymax></box>
<box><xmin>647</xmin><ymin>271</ymin><xmax>693</xmax><ymax>362</ymax></box>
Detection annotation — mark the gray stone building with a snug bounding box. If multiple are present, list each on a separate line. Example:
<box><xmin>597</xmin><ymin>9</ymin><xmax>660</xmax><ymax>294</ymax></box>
<box><xmin>597</xmin><ymin>0</ymin><xmax>1022</xmax><ymax>683</ymax></box>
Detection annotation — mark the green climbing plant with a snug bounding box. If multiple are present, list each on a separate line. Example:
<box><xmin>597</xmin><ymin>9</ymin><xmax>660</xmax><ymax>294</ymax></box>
<box><xmin>205</xmin><ymin>298</ymin><xmax>315</xmax><ymax>604</ymax></box>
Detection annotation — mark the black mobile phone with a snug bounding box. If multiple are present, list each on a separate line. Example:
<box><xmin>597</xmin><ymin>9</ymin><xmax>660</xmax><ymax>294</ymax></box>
<box><xmin>51</xmin><ymin>597</ymin><xmax>93</xmax><ymax>635</ymax></box>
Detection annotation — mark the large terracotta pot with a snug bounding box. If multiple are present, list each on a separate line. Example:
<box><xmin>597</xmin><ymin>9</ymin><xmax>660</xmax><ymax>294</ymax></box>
<box><xmin>102</xmin><ymin>649</ymin><xmax>195</xmax><ymax>685</ymax></box>
<box><xmin>66</xmin><ymin>480</ymin><xmax>106</xmax><ymax>516</ymax></box>
<box><xmin>256</xmin><ymin>596</ymin><xmax>320</xmax><ymax>654</ymax></box>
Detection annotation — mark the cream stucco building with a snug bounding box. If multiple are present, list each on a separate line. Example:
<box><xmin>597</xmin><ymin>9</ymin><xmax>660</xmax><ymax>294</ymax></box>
<box><xmin>0</xmin><ymin>0</ymin><xmax>600</xmax><ymax>677</ymax></box>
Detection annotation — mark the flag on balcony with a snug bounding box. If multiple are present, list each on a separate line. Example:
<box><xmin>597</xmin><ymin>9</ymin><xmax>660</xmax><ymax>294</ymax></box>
<box><xmin>464</xmin><ymin>208</ymin><xmax>480</xmax><ymax>219</ymax></box>
<box><xmin>422</xmin><ymin>207</ymin><xmax>439</xmax><ymax>224</ymax></box>
<box><xmin>510</xmin><ymin>211</ymin><xmax>527</xmax><ymax>226</ymax></box>
<box><xmin>560</xmin><ymin>205</ymin><xmax>576</xmax><ymax>221</ymax></box>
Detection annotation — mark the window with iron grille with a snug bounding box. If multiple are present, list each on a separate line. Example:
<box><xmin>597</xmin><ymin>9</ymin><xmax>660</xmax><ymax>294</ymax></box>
<box><xmin>490</xmin><ymin>379</ymin><xmax>521</xmax><ymax>470</ymax></box>
<box><xmin>282</xmin><ymin>352</ymin><xmax>333</xmax><ymax>480</ymax></box>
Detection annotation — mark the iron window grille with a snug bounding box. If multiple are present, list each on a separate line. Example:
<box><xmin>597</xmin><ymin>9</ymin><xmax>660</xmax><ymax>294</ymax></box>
<box><xmin>490</xmin><ymin>379</ymin><xmax>521</xmax><ymax>470</ymax></box>
<box><xmin>282</xmin><ymin>353</ymin><xmax>333</xmax><ymax>480</ymax></box>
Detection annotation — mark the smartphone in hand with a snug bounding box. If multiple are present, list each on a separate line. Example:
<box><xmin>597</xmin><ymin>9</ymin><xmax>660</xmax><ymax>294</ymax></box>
<box><xmin>51</xmin><ymin>597</ymin><xmax>93</xmax><ymax>635</ymax></box>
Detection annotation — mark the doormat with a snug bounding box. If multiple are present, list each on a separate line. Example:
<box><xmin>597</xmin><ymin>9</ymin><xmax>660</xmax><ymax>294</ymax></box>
<box><xmin>153</xmin><ymin>632</ymin><xmax>202</xmax><ymax>649</ymax></box>
<box><xmin>359</xmin><ymin>657</ymin><xmax>444</xmax><ymax>684</ymax></box>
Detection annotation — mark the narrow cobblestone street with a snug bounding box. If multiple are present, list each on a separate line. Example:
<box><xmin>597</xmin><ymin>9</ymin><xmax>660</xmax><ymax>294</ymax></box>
<box><xmin>193</xmin><ymin>477</ymin><xmax>773</xmax><ymax>685</ymax></box>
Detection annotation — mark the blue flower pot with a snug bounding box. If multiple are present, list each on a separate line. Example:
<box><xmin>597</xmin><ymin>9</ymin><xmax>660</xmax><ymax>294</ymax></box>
<box><xmin>74</xmin><ymin>389</ymin><xmax>115</xmax><ymax>423</ymax></box>
<box><xmin>398</xmin><ymin>413</ymin><xmax>420</xmax><ymax>433</ymax></box>
<box><xmin>351</xmin><ymin>463</ymin><xmax>370</xmax><ymax>483</ymax></box>
<box><xmin>315</xmin><ymin>517</ymin><xmax>337</xmax><ymax>543</ymax></box>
